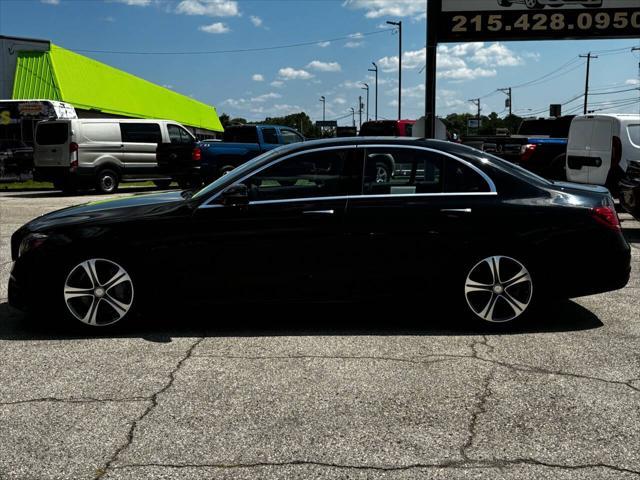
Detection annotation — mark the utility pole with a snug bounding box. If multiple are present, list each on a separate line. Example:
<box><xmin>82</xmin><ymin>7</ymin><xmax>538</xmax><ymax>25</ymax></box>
<box><xmin>368</xmin><ymin>62</ymin><xmax>378</xmax><ymax>120</ymax></box>
<box><xmin>361</xmin><ymin>83</ymin><xmax>370</xmax><ymax>122</ymax></box>
<box><xmin>469</xmin><ymin>98</ymin><xmax>481</xmax><ymax>130</ymax></box>
<box><xmin>499</xmin><ymin>87</ymin><xmax>512</xmax><ymax>116</ymax></box>
<box><xmin>319</xmin><ymin>96</ymin><xmax>326</xmax><ymax>122</ymax></box>
<box><xmin>386</xmin><ymin>20</ymin><xmax>402</xmax><ymax>121</ymax></box>
<box><xmin>579</xmin><ymin>52</ymin><xmax>598</xmax><ymax>115</ymax></box>
<box><xmin>350</xmin><ymin>107</ymin><xmax>355</xmax><ymax>127</ymax></box>
<box><xmin>358</xmin><ymin>95</ymin><xmax>363</xmax><ymax>129</ymax></box>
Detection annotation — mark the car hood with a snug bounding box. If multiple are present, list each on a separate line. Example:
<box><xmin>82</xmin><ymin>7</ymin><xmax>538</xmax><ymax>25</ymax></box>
<box><xmin>24</xmin><ymin>190</ymin><xmax>188</xmax><ymax>231</ymax></box>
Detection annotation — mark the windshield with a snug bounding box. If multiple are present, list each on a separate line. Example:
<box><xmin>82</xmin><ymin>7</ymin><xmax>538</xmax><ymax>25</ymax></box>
<box><xmin>191</xmin><ymin>146</ymin><xmax>286</xmax><ymax>200</ymax></box>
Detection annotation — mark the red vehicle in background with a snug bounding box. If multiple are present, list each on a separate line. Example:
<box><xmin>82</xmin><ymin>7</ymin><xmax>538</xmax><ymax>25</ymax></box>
<box><xmin>359</xmin><ymin>120</ymin><xmax>416</xmax><ymax>137</ymax></box>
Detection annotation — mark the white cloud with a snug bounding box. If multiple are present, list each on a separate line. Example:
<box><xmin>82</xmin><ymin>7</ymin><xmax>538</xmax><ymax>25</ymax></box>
<box><xmin>199</xmin><ymin>22</ymin><xmax>230</xmax><ymax>33</ymax></box>
<box><xmin>307</xmin><ymin>60</ymin><xmax>342</xmax><ymax>72</ymax></box>
<box><xmin>345</xmin><ymin>41</ymin><xmax>363</xmax><ymax>48</ymax></box>
<box><xmin>333</xmin><ymin>97</ymin><xmax>347</xmax><ymax>105</ymax></box>
<box><xmin>270</xmin><ymin>80</ymin><xmax>285</xmax><ymax>88</ymax></box>
<box><xmin>250</xmin><ymin>15</ymin><xmax>263</xmax><ymax>27</ymax></box>
<box><xmin>626</xmin><ymin>79</ymin><xmax>640</xmax><ymax>86</ymax></box>
<box><xmin>273</xmin><ymin>104</ymin><xmax>302</xmax><ymax>112</ymax></box>
<box><xmin>252</xmin><ymin>74</ymin><xmax>264</xmax><ymax>82</ymax></box>
<box><xmin>41</xmin><ymin>0</ymin><xmax>60</xmax><ymax>4</ymax></box>
<box><xmin>278</xmin><ymin>67</ymin><xmax>314</xmax><ymax>80</ymax></box>
<box><xmin>343</xmin><ymin>0</ymin><xmax>425</xmax><ymax>19</ymax></box>
<box><xmin>377</xmin><ymin>42</ymin><xmax>522</xmax><ymax>81</ymax></box>
<box><xmin>317</xmin><ymin>41</ymin><xmax>331</xmax><ymax>48</ymax></box>
<box><xmin>251</xmin><ymin>92</ymin><xmax>282</xmax><ymax>102</ymax></box>
<box><xmin>177</xmin><ymin>0</ymin><xmax>239</xmax><ymax>17</ymax></box>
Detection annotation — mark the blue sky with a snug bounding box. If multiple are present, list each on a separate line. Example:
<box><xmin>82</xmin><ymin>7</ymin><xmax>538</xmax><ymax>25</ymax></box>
<box><xmin>1</xmin><ymin>0</ymin><xmax>639</xmax><ymax>125</ymax></box>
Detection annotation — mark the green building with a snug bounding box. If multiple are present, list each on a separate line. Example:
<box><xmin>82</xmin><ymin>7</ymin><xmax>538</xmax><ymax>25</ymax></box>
<box><xmin>1</xmin><ymin>35</ymin><xmax>223</xmax><ymax>137</ymax></box>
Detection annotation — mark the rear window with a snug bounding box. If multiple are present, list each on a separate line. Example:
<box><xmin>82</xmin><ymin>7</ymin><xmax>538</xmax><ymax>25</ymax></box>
<box><xmin>36</xmin><ymin>122</ymin><xmax>68</xmax><ymax>145</ymax></box>
<box><xmin>120</xmin><ymin>123</ymin><xmax>162</xmax><ymax>143</ymax></box>
<box><xmin>223</xmin><ymin>126</ymin><xmax>258</xmax><ymax>143</ymax></box>
<box><xmin>518</xmin><ymin>117</ymin><xmax>573</xmax><ymax>138</ymax></box>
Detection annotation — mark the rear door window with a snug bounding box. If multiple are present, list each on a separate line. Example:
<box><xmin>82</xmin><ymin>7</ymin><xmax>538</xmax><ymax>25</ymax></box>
<box><xmin>363</xmin><ymin>148</ymin><xmax>443</xmax><ymax>195</ymax></box>
<box><xmin>444</xmin><ymin>160</ymin><xmax>492</xmax><ymax>193</ymax></box>
<box><xmin>168</xmin><ymin>124</ymin><xmax>194</xmax><ymax>145</ymax></box>
<box><xmin>280</xmin><ymin>129</ymin><xmax>303</xmax><ymax>145</ymax></box>
<box><xmin>35</xmin><ymin>122</ymin><xmax>68</xmax><ymax>145</ymax></box>
<box><xmin>120</xmin><ymin>123</ymin><xmax>162</xmax><ymax>143</ymax></box>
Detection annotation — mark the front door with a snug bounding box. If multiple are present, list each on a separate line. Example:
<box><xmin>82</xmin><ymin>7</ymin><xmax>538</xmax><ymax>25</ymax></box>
<box><xmin>190</xmin><ymin>146</ymin><xmax>361</xmax><ymax>302</ymax></box>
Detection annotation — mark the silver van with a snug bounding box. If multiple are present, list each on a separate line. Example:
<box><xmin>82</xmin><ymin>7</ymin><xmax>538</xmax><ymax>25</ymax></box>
<box><xmin>34</xmin><ymin>119</ymin><xmax>196</xmax><ymax>193</ymax></box>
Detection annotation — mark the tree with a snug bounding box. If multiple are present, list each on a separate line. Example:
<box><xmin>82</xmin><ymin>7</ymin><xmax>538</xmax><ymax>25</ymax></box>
<box><xmin>218</xmin><ymin>113</ymin><xmax>231</xmax><ymax>128</ymax></box>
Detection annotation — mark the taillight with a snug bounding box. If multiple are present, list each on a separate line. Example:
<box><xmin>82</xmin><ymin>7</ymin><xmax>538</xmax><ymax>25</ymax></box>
<box><xmin>69</xmin><ymin>142</ymin><xmax>79</xmax><ymax>171</ymax></box>
<box><xmin>192</xmin><ymin>147</ymin><xmax>201</xmax><ymax>162</ymax></box>
<box><xmin>612</xmin><ymin>135</ymin><xmax>622</xmax><ymax>169</ymax></box>
<box><xmin>520</xmin><ymin>144</ymin><xmax>537</xmax><ymax>163</ymax></box>
<box><xmin>591</xmin><ymin>205</ymin><xmax>621</xmax><ymax>231</ymax></box>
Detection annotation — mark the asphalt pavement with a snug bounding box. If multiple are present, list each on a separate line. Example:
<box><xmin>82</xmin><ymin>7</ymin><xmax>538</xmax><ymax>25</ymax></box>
<box><xmin>0</xmin><ymin>189</ymin><xmax>639</xmax><ymax>480</ymax></box>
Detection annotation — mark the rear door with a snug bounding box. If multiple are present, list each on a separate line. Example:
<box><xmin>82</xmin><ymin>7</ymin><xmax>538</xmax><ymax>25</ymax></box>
<box><xmin>566</xmin><ymin>118</ymin><xmax>593</xmax><ymax>184</ymax></box>
<box><xmin>34</xmin><ymin>121</ymin><xmax>70</xmax><ymax>167</ymax></box>
<box><xmin>119</xmin><ymin>122</ymin><xmax>162</xmax><ymax>177</ymax></box>
<box><xmin>345</xmin><ymin>145</ymin><xmax>496</xmax><ymax>298</ymax></box>
<box><xmin>587</xmin><ymin>118</ymin><xmax>613</xmax><ymax>185</ymax></box>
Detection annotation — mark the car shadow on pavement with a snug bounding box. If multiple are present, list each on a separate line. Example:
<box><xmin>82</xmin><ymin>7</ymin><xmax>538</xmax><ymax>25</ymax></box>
<box><xmin>0</xmin><ymin>299</ymin><xmax>603</xmax><ymax>342</ymax></box>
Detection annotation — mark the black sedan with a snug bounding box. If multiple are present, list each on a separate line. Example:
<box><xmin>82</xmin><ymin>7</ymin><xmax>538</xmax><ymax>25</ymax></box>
<box><xmin>9</xmin><ymin>138</ymin><xmax>631</xmax><ymax>328</ymax></box>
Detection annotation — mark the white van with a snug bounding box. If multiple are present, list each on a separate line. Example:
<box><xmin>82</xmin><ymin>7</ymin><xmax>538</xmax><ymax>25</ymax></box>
<box><xmin>565</xmin><ymin>114</ymin><xmax>640</xmax><ymax>192</ymax></box>
<box><xmin>34</xmin><ymin>119</ymin><xmax>196</xmax><ymax>193</ymax></box>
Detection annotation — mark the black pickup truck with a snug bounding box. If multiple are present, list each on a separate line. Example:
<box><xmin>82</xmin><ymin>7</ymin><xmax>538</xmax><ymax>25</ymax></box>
<box><xmin>462</xmin><ymin>116</ymin><xmax>574</xmax><ymax>180</ymax></box>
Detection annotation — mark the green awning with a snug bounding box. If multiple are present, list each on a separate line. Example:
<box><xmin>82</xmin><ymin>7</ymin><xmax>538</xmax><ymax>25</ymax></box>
<box><xmin>12</xmin><ymin>44</ymin><xmax>223</xmax><ymax>132</ymax></box>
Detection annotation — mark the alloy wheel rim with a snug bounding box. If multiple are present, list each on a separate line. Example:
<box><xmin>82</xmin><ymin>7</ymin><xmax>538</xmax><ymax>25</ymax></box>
<box><xmin>102</xmin><ymin>176</ymin><xmax>114</xmax><ymax>191</ymax></box>
<box><xmin>464</xmin><ymin>256</ymin><xmax>532</xmax><ymax>323</ymax></box>
<box><xmin>376</xmin><ymin>166</ymin><xmax>388</xmax><ymax>183</ymax></box>
<box><xmin>64</xmin><ymin>258</ymin><xmax>134</xmax><ymax>326</ymax></box>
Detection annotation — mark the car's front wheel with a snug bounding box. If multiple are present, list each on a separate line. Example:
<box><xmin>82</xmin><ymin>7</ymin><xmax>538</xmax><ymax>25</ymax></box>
<box><xmin>463</xmin><ymin>255</ymin><xmax>533</xmax><ymax>323</ymax></box>
<box><xmin>63</xmin><ymin>258</ymin><xmax>135</xmax><ymax>327</ymax></box>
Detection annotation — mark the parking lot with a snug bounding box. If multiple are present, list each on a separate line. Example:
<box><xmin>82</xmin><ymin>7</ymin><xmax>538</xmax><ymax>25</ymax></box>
<box><xmin>0</xmin><ymin>189</ymin><xmax>637</xmax><ymax>479</ymax></box>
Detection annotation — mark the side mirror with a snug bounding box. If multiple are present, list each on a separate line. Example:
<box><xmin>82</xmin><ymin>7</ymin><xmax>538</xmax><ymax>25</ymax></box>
<box><xmin>222</xmin><ymin>183</ymin><xmax>249</xmax><ymax>206</ymax></box>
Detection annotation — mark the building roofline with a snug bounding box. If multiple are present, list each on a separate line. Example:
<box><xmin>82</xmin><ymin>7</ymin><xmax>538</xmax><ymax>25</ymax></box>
<box><xmin>0</xmin><ymin>35</ymin><xmax>50</xmax><ymax>45</ymax></box>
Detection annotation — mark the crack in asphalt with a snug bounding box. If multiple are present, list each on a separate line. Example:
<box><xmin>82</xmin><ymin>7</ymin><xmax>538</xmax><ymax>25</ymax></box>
<box><xmin>193</xmin><ymin>347</ymin><xmax>640</xmax><ymax>393</ymax></box>
<box><xmin>0</xmin><ymin>396</ymin><xmax>148</xmax><ymax>407</ymax></box>
<box><xmin>95</xmin><ymin>336</ymin><xmax>205</xmax><ymax>480</ymax></box>
<box><xmin>109</xmin><ymin>458</ymin><xmax>640</xmax><ymax>476</ymax></box>
<box><xmin>461</xmin><ymin>338</ymin><xmax>496</xmax><ymax>461</ymax></box>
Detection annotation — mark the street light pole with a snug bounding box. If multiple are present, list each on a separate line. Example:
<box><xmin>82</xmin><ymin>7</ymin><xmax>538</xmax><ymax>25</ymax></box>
<box><xmin>368</xmin><ymin>62</ymin><xmax>378</xmax><ymax>120</ymax></box>
<box><xmin>358</xmin><ymin>95</ymin><xmax>363</xmax><ymax>130</ymax></box>
<box><xmin>386</xmin><ymin>20</ymin><xmax>402</xmax><ymax>121</ymax></box>
<box><xmin>361</xmin><ymin>83</ymin><xmax>369</xmax><ymax>122</ymax></box>
<box><xmin>319</xmin><ymin>96</ymin><xmax>326</xmax><ymax>122</ymax></box>
<box><xmin>350</xmin><ymin>107</ymin><xmax>355</xmax><ymax>127</ymax></box>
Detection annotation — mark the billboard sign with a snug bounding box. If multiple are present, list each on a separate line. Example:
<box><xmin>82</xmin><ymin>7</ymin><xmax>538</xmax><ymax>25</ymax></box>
<box><xmin>437</xmin><ymin>0</ymin><xmax>639</xmax><ymax>42</ymax></box>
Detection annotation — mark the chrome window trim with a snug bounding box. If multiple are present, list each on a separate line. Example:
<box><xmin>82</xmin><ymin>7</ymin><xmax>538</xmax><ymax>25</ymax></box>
<box><xmin>199</xmin><ymin>143</ymin><xmax>497</xmax><ymax>209</ymax></box>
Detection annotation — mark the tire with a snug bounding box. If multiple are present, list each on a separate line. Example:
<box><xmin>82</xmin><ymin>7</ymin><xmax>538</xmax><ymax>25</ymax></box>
<box><xmin>375</xmin><ymin>161</ymin><xmax>391</xmax><ymax>184</ymax></box>
<box><xmin>60</xmin><ymin>257</ymin><xmax>137</xmax><ymax>329</ymax></box>
<box><xmin>95</xmin><ymin>168</ymin><xmax>119</xmax><ymax>194</ymax></box>
<box><xmin>153</xmin><ymin>180</ymin><xmax>172</xmax><ymax>189</ymax></box>
<box><xmin>462</xmin><ymin>255</ymin><xmax>534</xmax><ymax>324</ymax></box>
<box><xmin>220</xmin><ymin>165</ymin><xmax>235</xmax><ymax>176</ymax></box>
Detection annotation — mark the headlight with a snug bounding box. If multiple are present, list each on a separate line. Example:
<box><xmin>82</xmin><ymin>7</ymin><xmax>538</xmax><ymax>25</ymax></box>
<box><xmin>18</xmin><ymin>233</ymin><xmax>48</xmax><ymax>258</ymax></box>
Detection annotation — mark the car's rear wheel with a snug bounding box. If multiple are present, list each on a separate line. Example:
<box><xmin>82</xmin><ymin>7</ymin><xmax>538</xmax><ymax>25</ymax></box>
<box><xmin>464</xmin><ymin>255</ymin><xmax>533</xmax><ymax>323</ymax></box>
<box><xmin>375</xmin><ymin>162</ymin><xmax>391</xmax><ymax>183</ymax></box>
<box><xmin>63</xmin><ymin>258</ymin><xmax>135</xmax><ymax>327</ymax></box>
<box><xmin>524</xmin><ymin>0</ymin><xmax>540</xmax><ymax>8</ymax></box>
<box><xmin>96</xmin><ymin>169</ymin><xmax>119</xmax><ymax>194</ymax></box>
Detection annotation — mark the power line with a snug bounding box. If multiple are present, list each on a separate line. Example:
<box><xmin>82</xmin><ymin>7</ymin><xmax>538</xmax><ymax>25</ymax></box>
<box><xmin>70</xmin><ymin>28</ymin><xmax>394</xmax><ymax>55</ymax></box>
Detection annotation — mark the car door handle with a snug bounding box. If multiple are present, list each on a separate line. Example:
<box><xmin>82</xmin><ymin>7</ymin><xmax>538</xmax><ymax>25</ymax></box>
<box><xmin>440</xmin><ymin>208</ymin><xmax>472</xmax><ymax>214</ymax></box>
<box><xmin>303</xmin><ymin>210</ymin><xmax>335</xmax><ymax>215</ymax></box>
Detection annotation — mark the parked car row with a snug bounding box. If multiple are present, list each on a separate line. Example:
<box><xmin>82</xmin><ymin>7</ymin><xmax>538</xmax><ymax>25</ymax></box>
<box><xmin>9</xmin><ymin>138</ymin><xmax>631</xmax><ymax>329</ymax></box>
